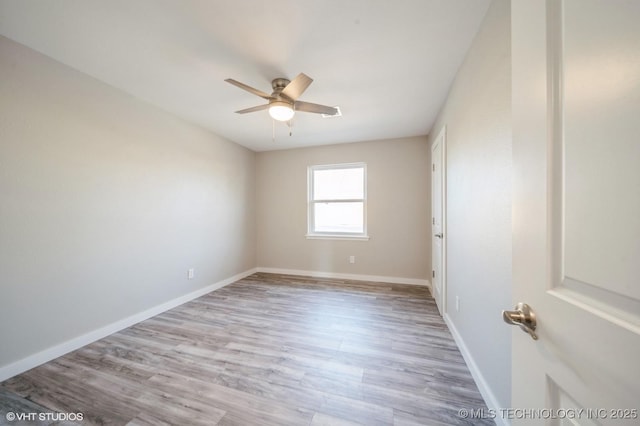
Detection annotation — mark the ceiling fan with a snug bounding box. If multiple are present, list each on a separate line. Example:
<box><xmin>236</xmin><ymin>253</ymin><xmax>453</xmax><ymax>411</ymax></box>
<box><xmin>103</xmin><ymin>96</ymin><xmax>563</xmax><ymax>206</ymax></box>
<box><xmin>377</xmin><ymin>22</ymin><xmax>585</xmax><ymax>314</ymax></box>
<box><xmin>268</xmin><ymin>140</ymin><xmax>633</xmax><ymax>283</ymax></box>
<box><xmin>225</xmin><ymin>73</ymin><xmax>339</xmax><ymax>122</ymax></box>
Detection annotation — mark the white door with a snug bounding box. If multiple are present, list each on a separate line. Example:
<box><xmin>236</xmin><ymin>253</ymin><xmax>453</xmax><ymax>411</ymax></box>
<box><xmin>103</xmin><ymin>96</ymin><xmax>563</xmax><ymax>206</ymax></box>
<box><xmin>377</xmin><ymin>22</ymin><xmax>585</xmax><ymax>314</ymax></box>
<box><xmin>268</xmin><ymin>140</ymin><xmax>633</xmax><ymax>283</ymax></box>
<box><xmin>511</xmin><ymin>1</ymin><xmax>640</xmax><ymax>424</ymax></box>
<box><xmin>431</xmin><ymin>127</ymin><xmax>445</xmax><ymax>315</ymax></box>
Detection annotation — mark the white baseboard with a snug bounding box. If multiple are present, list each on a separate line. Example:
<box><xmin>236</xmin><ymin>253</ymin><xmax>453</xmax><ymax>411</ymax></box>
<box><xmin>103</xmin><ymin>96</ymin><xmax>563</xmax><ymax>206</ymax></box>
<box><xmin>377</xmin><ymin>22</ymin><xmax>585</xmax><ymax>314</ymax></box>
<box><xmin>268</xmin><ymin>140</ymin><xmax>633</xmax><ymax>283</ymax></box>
<box><xmin>444</xmin><ymin>313</ymin><xmax>509</xmax><ymax>426</ymax></box>
<box><xmin>256</xmin><ymin>267</ymin><xmax>431</xmax><ymax>291</ymax></box>
<box><xmin>0</xmin><ymin>268</ymin><xmax>257</xmax><ymax>383</ymax></box>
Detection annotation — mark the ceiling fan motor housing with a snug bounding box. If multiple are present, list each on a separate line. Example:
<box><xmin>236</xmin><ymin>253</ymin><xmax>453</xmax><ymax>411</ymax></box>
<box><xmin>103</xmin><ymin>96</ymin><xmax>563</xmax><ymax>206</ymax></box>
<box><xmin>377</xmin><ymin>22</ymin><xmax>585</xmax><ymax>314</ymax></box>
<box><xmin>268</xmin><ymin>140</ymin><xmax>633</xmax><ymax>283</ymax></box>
<box><xmin>270</xmin><ymin>78</ymin><xmax>294</xmax><ymax>111</ymax></box>
<box><xmin>271</xmin><ymin>78</ymin><xmax>291</xmax><ymax>93</ymax></box>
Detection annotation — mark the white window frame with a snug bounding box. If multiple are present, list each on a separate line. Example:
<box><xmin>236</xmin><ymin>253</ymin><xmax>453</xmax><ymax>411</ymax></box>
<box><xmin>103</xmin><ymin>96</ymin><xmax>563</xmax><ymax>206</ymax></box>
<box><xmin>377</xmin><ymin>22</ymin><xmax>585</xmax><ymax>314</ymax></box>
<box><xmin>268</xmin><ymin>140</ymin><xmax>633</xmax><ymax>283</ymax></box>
<box><xmin>306</xmin><ymin>162</ymin><xmax>369</xmax><ymax>240</ymax></box>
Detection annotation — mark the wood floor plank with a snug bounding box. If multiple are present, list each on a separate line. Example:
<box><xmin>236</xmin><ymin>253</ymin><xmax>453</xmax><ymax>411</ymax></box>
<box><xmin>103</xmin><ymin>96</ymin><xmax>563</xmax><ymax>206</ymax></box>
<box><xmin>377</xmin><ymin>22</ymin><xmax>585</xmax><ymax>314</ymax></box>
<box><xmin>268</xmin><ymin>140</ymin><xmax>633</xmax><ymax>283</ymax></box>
<box><xmin>310</xmin><ymin>412</ymin><xmax>363</xmax><ymax>426</ymax></box>
<box><xmin>1</xmin><ymin>273</ymin><xmax>492</xmax><ymax>425</ymax></box>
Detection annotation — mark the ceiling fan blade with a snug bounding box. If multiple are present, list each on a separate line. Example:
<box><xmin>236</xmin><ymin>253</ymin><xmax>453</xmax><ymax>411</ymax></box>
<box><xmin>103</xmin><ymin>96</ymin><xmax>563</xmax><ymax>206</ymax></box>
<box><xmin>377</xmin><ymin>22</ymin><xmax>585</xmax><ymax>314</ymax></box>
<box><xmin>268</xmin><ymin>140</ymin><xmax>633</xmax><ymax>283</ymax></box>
<box><xmin>235</xmin><ymin>104</ymin><xmax>270</xmax><ymax>114</ymax></box>
<box><xmin>281</xmin><ymin>73</ymin><xmax>313</xmax><ymax>100</ymax></box>
<box><xmin>225</xmin><ymin>78</ymin><xmax>272</xmax><ymax>100</ymax></box>
<box><xmin>294</xmin><ymin>101</ymin><xmax>338</xmax><ymax>116</ymax></box>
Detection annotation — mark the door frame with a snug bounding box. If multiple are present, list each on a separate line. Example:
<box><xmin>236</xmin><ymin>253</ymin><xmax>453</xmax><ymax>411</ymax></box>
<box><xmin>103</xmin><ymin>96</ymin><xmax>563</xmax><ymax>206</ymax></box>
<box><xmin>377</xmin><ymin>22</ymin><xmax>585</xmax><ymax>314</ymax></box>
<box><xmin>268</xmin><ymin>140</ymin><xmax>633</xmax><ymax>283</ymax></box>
<box><xmin>431</xmin><ymin>125</ymin><xmax>447</xmax><ymax>314</ymax></box>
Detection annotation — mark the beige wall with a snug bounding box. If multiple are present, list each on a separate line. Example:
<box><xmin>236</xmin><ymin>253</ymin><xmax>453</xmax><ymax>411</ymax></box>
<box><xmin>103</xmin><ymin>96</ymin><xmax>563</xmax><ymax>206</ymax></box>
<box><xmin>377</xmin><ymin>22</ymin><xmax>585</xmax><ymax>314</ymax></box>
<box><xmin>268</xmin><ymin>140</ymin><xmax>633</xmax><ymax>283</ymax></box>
<box><xmin>427</xmin><ymin>0</ymin><xmax>512</xmax><ymax>410</ymax></box>
<box><xmin>0</xmin><ymin>36</ymin><xmax>256</xmax><ymax>369</ymax></box>
<box><xmin>256</xmin><ymin>137</ymin><xmax>430</xmax><ymax>282</ymax></box>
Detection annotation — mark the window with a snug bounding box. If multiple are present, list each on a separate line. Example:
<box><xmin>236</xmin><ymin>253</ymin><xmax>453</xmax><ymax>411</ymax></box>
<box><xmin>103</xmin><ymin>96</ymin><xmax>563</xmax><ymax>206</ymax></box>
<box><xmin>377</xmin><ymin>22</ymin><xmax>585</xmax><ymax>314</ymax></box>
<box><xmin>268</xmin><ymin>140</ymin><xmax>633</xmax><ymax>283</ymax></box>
<box><xmin>307</xmin><ymin>163</ymin><xmax>368</xmax><ymax>239</ymax></box>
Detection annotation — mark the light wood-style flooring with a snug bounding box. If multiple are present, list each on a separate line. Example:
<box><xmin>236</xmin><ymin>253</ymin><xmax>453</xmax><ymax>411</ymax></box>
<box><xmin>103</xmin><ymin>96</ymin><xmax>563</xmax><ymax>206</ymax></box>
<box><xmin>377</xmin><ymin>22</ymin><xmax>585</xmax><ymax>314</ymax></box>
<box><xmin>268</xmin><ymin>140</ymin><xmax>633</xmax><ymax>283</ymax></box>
<box><xmin>1</xmin><ymin>273</ymin><xmax>492</xmax><ymax>425</ymax></box>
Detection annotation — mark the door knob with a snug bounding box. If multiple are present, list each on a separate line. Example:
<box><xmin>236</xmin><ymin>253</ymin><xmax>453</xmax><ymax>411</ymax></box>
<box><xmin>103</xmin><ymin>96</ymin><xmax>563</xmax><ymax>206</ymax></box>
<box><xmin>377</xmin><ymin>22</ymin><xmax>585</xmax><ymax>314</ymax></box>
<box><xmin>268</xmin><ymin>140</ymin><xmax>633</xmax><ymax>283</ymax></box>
<box><xmin>502</xmin><ymin>302</ymin><xmax>538</xmax><ymax>340</ymax></box>
<box><xmin>434</xmin><ymin>233</ymin><xmax>443</xmax><ymax>238</ymax></box>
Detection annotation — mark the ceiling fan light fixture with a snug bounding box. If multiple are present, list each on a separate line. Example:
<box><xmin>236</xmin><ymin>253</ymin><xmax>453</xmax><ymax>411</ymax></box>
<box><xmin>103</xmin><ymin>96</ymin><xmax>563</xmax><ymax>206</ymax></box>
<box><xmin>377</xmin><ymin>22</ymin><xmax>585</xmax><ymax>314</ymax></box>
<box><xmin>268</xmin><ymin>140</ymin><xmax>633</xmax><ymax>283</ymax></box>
<box><xmin>269</xmin><ymin>101</ymin><xmax>295</xmax><ymax>121</ymax></box>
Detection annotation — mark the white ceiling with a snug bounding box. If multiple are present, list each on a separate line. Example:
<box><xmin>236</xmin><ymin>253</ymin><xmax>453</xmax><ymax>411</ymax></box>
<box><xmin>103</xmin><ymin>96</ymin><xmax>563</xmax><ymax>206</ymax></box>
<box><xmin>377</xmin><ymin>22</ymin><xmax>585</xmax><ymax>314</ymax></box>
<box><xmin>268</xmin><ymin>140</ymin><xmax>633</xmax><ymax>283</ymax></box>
<box><xmin>0</xmin><ymin>0</ymin><xmax>491</xmax><ymax>152</ymax></box>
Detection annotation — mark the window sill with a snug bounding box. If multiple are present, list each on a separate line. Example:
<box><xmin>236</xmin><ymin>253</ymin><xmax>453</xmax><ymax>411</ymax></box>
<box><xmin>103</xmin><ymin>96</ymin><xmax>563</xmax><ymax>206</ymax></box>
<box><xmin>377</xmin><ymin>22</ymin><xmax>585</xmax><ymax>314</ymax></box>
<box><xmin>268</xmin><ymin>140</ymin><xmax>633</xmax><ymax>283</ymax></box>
<box><xmin>306</xmin><ymin>234</ymin><xmax>370</xmax><ymax>241</ymax></box>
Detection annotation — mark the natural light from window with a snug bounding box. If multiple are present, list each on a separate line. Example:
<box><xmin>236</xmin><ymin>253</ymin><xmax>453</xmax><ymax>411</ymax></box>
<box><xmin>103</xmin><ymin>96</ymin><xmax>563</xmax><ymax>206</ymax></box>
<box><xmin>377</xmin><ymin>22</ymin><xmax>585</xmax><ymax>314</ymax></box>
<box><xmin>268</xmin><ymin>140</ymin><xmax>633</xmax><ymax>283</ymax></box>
<box><xmin>308</xmin><ymin>163</ymin><xmax>367</xmax><ymax>238</ymax></box>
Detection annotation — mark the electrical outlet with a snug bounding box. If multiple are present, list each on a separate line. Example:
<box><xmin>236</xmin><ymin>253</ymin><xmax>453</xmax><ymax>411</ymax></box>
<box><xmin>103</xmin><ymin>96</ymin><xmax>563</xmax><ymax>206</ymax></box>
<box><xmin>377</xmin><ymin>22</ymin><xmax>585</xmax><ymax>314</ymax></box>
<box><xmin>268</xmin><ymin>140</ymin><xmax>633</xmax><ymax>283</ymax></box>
<box><xmin>349</xmin><ymin>255</ymin><xmax>355</xmax><ymax>264</ymax></box>
<box><xmin>188</xmin><ymin>268</ymin><xmax>195</xmax><ymax>280</ymax></box>
<box><xmin>456</xmin><ymin>296</ymin><xmax>460</xmax><ymax>312</ymax></box>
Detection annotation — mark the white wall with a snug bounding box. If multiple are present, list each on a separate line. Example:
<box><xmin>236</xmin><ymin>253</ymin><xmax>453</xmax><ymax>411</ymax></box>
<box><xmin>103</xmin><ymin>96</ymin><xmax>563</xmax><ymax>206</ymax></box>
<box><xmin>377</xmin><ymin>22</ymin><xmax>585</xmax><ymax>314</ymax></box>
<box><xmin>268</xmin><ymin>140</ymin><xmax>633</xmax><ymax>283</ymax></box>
<box><xmin>0</xmin><ymin>36</ymin><xmax>256</xmax><ymax>372</ymax></box>
<box><xmin>256</xmin><ymin>137</ymin><xmax>430</xmax><ymax>283</ymax></box>
<box><xmin>427</xmin><ymin>0</ymin><xmax>512</xmax><ymax>412</ymax></box>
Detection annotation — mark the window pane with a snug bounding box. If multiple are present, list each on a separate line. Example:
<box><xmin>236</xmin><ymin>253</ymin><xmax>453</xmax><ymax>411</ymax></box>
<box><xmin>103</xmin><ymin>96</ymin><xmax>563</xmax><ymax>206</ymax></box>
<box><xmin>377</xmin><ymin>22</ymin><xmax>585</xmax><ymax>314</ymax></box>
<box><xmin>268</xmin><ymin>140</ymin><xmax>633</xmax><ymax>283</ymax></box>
<box><xmin>314</xmin><ymin>202</ymin><xmax>364</xmax><ymax>234</ymax></box>
<box><xmin>313</xmin><ymin>167</ymin><xmax>364</xmax><ymax>200</ymax></box>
